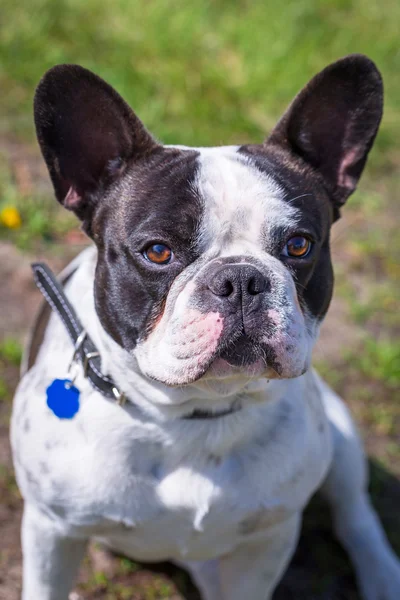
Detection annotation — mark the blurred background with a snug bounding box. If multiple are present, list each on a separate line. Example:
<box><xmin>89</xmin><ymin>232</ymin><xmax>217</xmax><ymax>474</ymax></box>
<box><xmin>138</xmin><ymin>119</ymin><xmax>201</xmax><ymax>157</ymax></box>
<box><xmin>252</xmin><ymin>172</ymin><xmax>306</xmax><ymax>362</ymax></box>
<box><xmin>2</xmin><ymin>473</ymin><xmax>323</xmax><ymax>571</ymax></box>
<box><xmin>0</xmin><ymin>1</ymin><xmax>399</xmax><ymax>598</ymax></box>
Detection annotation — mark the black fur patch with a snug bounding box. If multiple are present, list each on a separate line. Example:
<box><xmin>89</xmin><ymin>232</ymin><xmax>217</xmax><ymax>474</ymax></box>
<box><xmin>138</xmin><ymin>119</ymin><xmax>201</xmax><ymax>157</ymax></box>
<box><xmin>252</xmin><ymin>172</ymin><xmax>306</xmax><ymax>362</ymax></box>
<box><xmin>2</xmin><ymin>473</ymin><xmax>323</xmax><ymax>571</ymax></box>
<box><xmin>92</xmin><ymin>148</ymin><xmax>202</xmax><ymax>350</ymax></box>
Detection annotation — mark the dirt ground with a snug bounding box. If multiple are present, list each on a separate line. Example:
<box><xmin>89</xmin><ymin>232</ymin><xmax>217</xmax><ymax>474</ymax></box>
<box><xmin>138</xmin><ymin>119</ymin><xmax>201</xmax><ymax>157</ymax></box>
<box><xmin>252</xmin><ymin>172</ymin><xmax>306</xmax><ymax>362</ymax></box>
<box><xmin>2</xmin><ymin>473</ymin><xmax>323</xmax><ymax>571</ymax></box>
<box><xmin>0</xmin><ymin>140</ymin><xmax>399</xmax><ymax>600</ymax></box>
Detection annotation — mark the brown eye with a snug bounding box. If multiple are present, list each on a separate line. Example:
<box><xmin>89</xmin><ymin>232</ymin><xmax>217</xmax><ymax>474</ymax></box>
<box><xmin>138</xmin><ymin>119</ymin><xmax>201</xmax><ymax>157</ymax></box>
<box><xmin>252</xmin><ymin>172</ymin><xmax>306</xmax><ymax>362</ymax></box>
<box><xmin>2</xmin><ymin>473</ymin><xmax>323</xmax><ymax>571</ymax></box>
<box><xmin>144</xmin><ymin>243</ymin><xmax>173</xmax><ymax>265</ymax></box>
<box><xmin>282</xmin><ymin>236</ymin><xmax>312</xmax><ymax>258</ymax></box>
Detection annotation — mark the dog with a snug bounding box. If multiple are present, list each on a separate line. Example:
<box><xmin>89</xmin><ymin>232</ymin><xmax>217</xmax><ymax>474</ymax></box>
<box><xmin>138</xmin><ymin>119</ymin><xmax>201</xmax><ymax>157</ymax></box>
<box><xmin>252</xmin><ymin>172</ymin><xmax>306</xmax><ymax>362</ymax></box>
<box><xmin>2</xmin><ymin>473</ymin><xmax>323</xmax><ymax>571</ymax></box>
<box><xmin>11</xmin><ymin>54</ymin><xmax>400</xmax><ymax>599</ymax></box>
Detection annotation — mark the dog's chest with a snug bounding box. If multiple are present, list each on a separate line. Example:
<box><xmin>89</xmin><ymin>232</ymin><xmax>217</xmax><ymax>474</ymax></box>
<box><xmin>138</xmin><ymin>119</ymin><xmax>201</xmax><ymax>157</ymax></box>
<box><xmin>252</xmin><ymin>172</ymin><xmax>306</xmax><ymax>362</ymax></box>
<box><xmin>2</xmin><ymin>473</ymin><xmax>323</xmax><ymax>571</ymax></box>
<box><xmin>13</xmin><ymin>374</ymin><xmax>323</xmax><ymax>562</ymax></box>
<box><xmin>93</xmin><ymin>449</ymin><xmax>298</xmax><ymax>561</ymax></box>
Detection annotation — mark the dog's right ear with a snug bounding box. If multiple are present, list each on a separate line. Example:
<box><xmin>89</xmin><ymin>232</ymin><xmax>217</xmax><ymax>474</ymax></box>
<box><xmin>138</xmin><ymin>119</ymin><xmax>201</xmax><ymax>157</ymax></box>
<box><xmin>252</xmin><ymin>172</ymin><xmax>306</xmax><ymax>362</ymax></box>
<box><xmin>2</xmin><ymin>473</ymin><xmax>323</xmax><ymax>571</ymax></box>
<box><xmin>34</xmin><ymin>64</ymin><xmax>159</xmax><ymax>221</ymax></box>
<box><xmin>266</xmin><ymin>55</ymin><xmax>383</xmax><ymax>216</ymax></box>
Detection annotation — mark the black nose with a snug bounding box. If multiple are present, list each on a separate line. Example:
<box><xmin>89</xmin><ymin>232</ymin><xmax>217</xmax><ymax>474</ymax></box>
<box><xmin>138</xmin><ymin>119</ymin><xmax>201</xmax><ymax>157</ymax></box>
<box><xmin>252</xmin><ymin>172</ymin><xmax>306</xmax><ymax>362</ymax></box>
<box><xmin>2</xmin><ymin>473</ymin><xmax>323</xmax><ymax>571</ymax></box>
<box><xmin>207</xmin><ymin>264</ymin><xmax>268</xmax><ymax>306</ymax></box>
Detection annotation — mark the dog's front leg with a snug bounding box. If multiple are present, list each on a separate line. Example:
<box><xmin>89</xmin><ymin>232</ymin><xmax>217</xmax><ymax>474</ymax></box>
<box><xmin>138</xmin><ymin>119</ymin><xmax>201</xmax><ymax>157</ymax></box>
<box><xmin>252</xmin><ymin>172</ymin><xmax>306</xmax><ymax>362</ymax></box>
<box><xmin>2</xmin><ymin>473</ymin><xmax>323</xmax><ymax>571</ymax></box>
<box><xmin>218</xmin><ymin>515</ymin><xmax>300</xmax><ymax>600</ymax></box>
<box><xmin>21</xmin><ymin>503</ymin><xmax>87</xmax><ymax>600</ymax></box>
<box><xmin>320</xmin><ymin>382</ymin><xmax>400</xmax><ymax>600</ymax></box>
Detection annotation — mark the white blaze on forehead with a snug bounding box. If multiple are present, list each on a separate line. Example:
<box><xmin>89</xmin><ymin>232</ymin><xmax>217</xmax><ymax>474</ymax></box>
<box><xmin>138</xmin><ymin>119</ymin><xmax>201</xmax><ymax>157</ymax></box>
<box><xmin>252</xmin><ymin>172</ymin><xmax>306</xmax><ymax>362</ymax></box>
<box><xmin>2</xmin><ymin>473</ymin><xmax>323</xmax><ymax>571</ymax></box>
<box><xmin>193</xmin><ymin>147</ymin><xmax>300</xmax><ymax>254</ymax></box>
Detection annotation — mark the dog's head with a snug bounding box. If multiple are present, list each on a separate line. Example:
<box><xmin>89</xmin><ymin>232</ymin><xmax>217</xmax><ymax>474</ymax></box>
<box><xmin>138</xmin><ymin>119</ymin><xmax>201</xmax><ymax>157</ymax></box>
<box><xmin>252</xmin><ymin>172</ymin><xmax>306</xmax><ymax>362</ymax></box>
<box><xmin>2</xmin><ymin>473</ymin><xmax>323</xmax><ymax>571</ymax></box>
<box><xmin>34</xmin><ymin>55</ymin><xmax>382</xmax><ymax>388</ymax></box>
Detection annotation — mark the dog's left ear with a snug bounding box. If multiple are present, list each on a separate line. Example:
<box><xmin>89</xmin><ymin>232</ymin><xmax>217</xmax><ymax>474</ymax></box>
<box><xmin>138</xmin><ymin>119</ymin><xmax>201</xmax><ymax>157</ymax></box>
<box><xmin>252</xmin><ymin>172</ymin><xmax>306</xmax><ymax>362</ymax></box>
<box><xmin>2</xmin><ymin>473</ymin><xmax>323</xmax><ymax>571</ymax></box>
<box><xmin>267</xmin><ymin>54</ymin><xmax>383</xmax><ymax>212</ymax></box>
<box><xmin>34</xmin><ymin>64</ymin><xmax>159</xmax><ymax>221</ymax></box>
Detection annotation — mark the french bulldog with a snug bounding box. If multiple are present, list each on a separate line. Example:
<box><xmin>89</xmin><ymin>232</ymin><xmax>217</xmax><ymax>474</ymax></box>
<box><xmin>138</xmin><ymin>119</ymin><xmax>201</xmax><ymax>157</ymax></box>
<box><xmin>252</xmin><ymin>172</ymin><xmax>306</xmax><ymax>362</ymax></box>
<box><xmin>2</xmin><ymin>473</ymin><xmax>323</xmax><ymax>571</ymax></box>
<box><xmin>11</xmin><ymin>54</ymin><xmax>400</xmax><ymax>599</ymax></box>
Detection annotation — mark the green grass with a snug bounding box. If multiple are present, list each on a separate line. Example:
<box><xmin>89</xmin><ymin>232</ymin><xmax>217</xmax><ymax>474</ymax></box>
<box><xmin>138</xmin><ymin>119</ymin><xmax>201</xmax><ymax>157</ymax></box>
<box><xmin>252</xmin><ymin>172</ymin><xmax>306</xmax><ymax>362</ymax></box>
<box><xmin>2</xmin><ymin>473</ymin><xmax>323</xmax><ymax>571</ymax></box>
<box><xmin>1</xmin><ymin>0</ymin><xmax>400</xmax><ymax>157</ymax></box>
<box><xmin>347</xmin><ymin>337</ymin><xmax>400</xmax><ymax>389</ymax></box>
<box><xmin>0</xmin><ymin>156</ymin><xmax>76</xmax><ymax>248</ymax></box>
<box><xmin>0</xmin><ymin>338</ymin><xmax>22</xmax><ymax>402</ymax></box>
<box><xmin>79</xmin><ymin>562</ymin><xmax>177</xmax><ymax>600</ymax></box>
<box><xmin>0</xmin><ymin>338</ymin><xmax>23</xmax><ymax>366</ymax></box>
<box><xmin>0</xmin><ymin>378</ymin><xmax>8</xmax><ymax>401</ymax></box>
<box><xmin>0</xmin><ymin>465</ymin><xmax>20</xmax><ymax>504</ymax></box>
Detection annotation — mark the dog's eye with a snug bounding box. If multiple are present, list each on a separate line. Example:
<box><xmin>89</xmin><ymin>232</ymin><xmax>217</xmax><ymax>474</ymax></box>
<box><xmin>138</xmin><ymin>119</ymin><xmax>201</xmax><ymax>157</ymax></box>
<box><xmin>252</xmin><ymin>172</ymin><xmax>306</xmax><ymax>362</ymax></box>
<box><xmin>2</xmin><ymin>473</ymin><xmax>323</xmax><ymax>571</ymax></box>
<box><xmin>143</xmin><ymin>244</ymin><xmax>174</xmax><ymax>265</ymax></box>
<box><xmin>282</xmin><ymin>236</ymin><xmax>312</xmax><ymax>258</ymax></box>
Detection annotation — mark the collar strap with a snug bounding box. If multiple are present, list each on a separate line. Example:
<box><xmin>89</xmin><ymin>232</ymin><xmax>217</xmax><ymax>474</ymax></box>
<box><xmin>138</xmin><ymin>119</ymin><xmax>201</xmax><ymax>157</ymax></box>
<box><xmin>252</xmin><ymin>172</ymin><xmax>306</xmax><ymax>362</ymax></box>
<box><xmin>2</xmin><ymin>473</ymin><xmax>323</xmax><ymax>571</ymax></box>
<box><xmin>31</xmin><ymin>263</ymin><xmax>126</xmax><ymax>405</ymax></box>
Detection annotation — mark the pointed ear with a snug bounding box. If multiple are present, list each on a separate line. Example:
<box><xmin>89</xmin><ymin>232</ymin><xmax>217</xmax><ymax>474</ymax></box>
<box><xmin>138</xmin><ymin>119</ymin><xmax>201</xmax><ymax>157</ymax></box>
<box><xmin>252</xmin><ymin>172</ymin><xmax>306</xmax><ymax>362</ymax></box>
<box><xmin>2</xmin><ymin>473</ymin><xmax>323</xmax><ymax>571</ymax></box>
<box><xmin>267</xmin><ymin>54</ymin><xmax>383</xmax><ymax>210</ymax></box>
<box><xmin>34</xmin><ymin>64</ymin><xmax>159</xmax><ymax>220</ymax></box>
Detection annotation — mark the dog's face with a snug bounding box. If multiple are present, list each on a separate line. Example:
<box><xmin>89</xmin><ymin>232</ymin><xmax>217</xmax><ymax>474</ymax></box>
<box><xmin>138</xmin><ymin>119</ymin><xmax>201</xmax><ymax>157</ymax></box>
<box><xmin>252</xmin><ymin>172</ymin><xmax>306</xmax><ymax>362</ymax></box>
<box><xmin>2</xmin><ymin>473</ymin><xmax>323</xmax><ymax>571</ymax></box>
<box><xmin>90</xmin><ymin>146</ymin><xmax>334</xmax><ymax>387</ymax></box>
<box><xmin>34</xmin><ymin>55</ymin><xmax>382</xmax><ymax>387</ymax></box>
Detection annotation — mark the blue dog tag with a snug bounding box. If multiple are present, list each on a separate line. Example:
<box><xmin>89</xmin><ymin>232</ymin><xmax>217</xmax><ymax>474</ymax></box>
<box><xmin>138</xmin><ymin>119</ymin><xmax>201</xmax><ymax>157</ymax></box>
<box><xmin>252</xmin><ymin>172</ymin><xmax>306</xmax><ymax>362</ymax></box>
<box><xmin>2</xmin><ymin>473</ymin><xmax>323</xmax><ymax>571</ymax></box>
<box><xmin>46</xmin><ymin>378</ymin><xmax>80</xmax><ymax>419</ymax></box>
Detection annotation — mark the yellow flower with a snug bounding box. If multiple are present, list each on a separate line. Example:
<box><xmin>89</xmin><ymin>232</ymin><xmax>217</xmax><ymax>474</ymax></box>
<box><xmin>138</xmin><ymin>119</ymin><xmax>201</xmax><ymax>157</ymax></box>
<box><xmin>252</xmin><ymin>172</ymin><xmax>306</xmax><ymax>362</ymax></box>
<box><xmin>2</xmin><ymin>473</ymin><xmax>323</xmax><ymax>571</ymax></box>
<box><xmin>0</xmin><ymin>206</ymin><xmax>22</xmax><ymax>229</ymax></box>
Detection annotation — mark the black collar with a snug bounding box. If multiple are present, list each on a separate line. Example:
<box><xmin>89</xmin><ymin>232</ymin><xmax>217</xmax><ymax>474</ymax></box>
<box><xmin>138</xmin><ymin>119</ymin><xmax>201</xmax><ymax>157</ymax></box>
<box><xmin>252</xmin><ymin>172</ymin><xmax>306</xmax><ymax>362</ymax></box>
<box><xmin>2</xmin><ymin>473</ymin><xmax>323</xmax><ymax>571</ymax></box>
<box><xmin>32</xmin><ymin>263</ymin><xmax>127</xmax><ymax>404</ymax></box>
<box><xmin>32</xmin><ymin>263</ymin><xmax>239</xmax><ymax>420</ymax></box>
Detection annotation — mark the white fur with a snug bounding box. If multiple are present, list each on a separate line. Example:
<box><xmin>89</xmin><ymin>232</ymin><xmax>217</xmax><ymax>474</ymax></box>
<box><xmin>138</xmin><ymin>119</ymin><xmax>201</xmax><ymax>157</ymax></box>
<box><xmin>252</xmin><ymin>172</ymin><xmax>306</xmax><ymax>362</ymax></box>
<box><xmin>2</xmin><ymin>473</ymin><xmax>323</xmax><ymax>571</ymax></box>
<box><xmin>194</xmin><ymin>147</ymin><xmax>300</xmax><ymax>256</ymax></box>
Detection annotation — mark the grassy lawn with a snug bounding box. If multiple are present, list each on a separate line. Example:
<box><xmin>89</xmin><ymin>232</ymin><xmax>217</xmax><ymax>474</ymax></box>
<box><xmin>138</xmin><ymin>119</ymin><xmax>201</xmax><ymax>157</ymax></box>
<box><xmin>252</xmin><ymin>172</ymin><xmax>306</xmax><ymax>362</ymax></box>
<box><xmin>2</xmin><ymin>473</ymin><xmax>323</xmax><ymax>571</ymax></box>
<box><xmin>0</xmin><ymin>1</ymin><xmax>399</xmax><ymax>598</ymax></box>
<box><xmin>1</xmin><ymin>0</ymin><xmax>400</xmax><ymax>149</ymax></box>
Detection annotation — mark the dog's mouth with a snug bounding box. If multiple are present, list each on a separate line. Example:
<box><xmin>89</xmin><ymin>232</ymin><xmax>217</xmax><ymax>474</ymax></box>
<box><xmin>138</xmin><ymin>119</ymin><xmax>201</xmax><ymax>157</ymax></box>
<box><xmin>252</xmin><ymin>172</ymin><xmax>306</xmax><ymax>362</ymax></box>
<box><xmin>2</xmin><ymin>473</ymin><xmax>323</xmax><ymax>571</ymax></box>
<box><xmin>218</xmin><ymin>333</ymin><xmax>264</xmax><ymax>367</ymax></box>
<box><xmin>216</xmin><ymin>327</ymin><xmax>281</xmax><ymax>372</ymax></box>
<box><xmin>187</xmin><ymin>334</ymin><xmax>270</xmax><ymax>387</ymax></box>
<box><xmin>136</xmin><ymin>308</ymin><xmax>299</xmax><ymax>387</ymax></box>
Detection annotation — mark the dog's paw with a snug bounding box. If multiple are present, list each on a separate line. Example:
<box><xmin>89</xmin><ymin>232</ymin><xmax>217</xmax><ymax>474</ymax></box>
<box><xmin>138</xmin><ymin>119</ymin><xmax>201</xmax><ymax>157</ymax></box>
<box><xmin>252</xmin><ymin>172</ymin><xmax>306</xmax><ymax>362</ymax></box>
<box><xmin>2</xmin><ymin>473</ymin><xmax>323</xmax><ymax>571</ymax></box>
<box><xmin>69</xmin><ymin>592</ymin><xmax>84</xmax><ymax>600</ymax></box>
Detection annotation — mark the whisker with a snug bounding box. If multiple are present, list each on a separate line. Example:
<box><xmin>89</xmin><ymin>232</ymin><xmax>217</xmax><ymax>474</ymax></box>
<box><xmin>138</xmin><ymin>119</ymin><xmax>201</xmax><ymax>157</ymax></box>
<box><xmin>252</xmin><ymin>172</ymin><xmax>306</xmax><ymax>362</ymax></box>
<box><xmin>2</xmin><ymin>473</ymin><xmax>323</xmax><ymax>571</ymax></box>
<box><xmin>286</xmin><ymin>193</ymin><xmax>313</xmax><ymax>204</ymax></box>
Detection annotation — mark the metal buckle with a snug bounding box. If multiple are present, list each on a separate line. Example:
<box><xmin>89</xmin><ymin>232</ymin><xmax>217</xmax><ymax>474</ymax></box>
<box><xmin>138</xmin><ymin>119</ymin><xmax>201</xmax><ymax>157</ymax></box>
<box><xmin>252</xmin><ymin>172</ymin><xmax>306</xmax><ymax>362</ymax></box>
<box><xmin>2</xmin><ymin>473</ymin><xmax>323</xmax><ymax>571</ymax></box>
<box><xmin>112</xmin><ymin>386</ymin><xmax>126</xmax><ymax>406</ymax></box>
<box><xmin>65</xmin><ymin>330</ymin><xmax>87</xmax><ymax>387</ymax></box>
<box><xmin>67</xmin><ymin>330</ymin><xmax>87</xmax><ymax>372</ymax></box>
<box><xmin>83</xmin><ymin>352</ymin><xmax>100</xmax><ymax>377</ymax></box>
<box><xmin>66</xmin><ymin>329</ymin><xmax>127</xmax><ymax>407</ymax></box>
